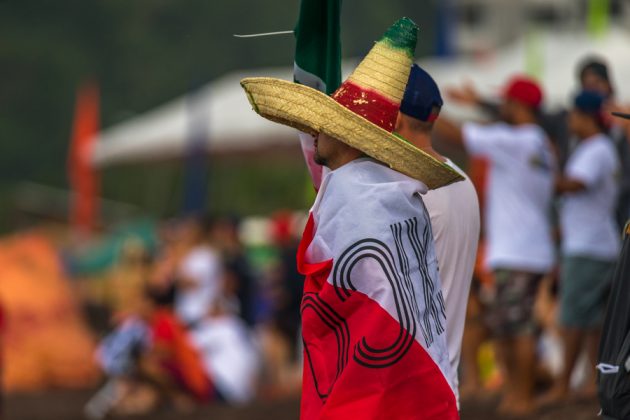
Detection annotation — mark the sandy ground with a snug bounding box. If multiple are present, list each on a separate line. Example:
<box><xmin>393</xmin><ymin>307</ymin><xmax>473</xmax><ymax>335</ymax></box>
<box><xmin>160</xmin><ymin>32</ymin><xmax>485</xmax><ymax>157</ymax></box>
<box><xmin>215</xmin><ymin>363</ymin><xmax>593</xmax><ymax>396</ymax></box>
<box><xmin>3</xmin><ymin>390</ymin><xmax>601</xmax><ymax>420</ymax></box>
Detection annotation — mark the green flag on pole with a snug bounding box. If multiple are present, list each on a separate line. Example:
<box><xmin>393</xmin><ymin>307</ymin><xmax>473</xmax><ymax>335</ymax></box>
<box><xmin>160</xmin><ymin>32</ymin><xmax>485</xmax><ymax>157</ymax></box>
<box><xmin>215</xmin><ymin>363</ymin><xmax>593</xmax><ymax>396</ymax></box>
<box><xmin>293</xmin><ymin>0</ymin><xmax>342</xmax><ymax>95</ymax></box>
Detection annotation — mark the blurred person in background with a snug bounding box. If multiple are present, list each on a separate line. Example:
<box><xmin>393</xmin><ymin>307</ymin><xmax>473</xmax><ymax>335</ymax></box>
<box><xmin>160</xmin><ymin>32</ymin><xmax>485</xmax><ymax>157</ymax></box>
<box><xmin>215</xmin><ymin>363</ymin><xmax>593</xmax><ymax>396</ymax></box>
<box><xmin>269</xmin><ymin>211</ymin><xmax>303</xmax><ymax>362</ymax></box>
<box><xmin>579</xmin><ymin>58</ymin><xmax>614</xmax><ymax>97</ymax></box>
<box><xmin>172</xmin><ymin>215</ymin><xmax>225</xmax><ymax>327</ymax></box>
<box><xmin>395</xmin><ymin>64</ymin><xmax>481</xmax><ymax>407</ymax></box>
<box><xmin>188</xmin><ymin>296</ymin><xmax>261</xmax><ymax>405</ymax></box>
<box><xmin>578</xmin><ymin>57</ymin><xmax>630</xmax><ymax>228</ymax></box>
<box><xmin>87</xmin><ymin>282</ymin><xmax>212</xmax><ymax>418</ymax></box>
<box><xmin>256</xmin><ymin>212</ymin><xmax>304</xmax><ymax>398</ymax></box>
<box><xmin>540</xmin><ymin>91</ymin><xmax>621</xmax><ymax>405</ymax></box>
<box><xmin>434</xmin><ymin>75</ymin><xmax>556</xmax><ymax>416</ymax></box>
<box><xmin>210</xmin><ymin>215</ymin><xmax>257</xmax><ymax>326</ymax></box>
<box><xmin>158</xmin><ymin>215</ymin><xmax>262</xmax><ymax>403</ymax></box>
<box><xmin>445</xmin><ymin>77</ymin><xmax>569</xmax><ymax>168</ymax></box>
<box><xmin>108</xmin><ymin>239</ymin><xmax>153</xmax><ymax>324</ymax></box>
<box><xmin>129</xmin><ymin>283</ymin><xmax>213</xmax><ymax>412</ymax></box>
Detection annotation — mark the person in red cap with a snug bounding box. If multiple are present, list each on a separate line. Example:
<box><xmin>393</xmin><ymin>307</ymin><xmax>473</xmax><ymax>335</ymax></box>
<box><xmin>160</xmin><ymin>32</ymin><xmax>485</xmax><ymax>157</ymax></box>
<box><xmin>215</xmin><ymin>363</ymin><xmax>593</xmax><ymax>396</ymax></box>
<box><xmin>434</xmin><ymin>75</ymin><xmax>556</xmax><ymax>416</ymax></box>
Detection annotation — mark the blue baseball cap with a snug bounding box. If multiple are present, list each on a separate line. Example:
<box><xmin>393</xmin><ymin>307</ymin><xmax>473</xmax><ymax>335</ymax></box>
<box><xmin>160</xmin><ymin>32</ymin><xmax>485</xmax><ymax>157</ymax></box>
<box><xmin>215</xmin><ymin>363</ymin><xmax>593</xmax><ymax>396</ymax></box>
<box><xmin>574</xmin><ymin>90</ymin><xmax>605</xmax><ymax>114</ymax></box>
<box><xmin>400</xmin><ymin>64</ymin><xmax>443</xmax><ymax>122</ymax></box>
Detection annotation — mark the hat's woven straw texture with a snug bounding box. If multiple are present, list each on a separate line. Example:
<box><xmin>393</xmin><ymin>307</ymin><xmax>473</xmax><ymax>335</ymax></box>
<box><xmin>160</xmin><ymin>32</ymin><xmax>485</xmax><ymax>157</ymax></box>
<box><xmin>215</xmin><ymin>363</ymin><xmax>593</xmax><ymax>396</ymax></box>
<box><xmin>345</xmin><ymin>43</ymin><xmax>411</xmax><ymax>103</ymax></box>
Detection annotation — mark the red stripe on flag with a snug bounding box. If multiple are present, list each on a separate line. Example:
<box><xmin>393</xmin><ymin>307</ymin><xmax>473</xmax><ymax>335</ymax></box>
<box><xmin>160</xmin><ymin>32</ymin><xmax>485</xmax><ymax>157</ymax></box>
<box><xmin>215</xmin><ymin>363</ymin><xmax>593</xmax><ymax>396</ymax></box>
<box><xmin>297</xmin><ymin>214</ymin><xmax>333</xmax><ymax>293</ymax></box>
<box><xmin>300</xmin><ymin>280</ymin><xmax>458</xmax><ymax>419</ymax></box>
<box><xmin>68</xmin><ymin>81</ymin><xmax>100</xmax><ymax>234</ymax></box>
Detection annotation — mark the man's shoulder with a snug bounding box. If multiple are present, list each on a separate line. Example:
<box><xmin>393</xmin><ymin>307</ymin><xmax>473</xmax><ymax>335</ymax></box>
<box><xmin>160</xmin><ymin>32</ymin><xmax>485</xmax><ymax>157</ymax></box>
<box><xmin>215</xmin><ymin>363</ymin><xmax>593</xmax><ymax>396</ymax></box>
<box><xmin>331</xmin><ymin>158</ymin><xmax>419</xmax><ymax>181</ymax></box>
<box><xmin>576</xmin><ymin>135</ymin><xmax>615</xmax><ymax>158</ymax></box>
<box><xmin>325</xmin><ymin>158</ymin><xmax>426</xmax><ymax>196</ymax></box>
<box><xmin>424</xmin><ymin>162</ymin><xmax>479</xmax><ymax>213</ymax></box>
<box><xmin>316</xmin><ymin>159</ymin><xmax>428</xmax><ymax>231</ymax></box>
<box><xmin>425</xmin><ymin>160</ymin><xmax>467</xmax><ymax>191</ymax></box>
<box><xmin>312</xmin><ymin>160</ymin><xmax>433</xmax><ymax>259</ymax></box>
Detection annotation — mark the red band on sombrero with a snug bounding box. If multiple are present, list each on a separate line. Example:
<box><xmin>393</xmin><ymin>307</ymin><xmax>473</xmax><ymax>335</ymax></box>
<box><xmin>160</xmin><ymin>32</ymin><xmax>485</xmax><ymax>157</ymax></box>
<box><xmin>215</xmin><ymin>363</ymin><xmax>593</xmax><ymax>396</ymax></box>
<box><xmin>332</xmin><ymin>81</ymin><xmax>399</xmax><ymax>132</ymax></box>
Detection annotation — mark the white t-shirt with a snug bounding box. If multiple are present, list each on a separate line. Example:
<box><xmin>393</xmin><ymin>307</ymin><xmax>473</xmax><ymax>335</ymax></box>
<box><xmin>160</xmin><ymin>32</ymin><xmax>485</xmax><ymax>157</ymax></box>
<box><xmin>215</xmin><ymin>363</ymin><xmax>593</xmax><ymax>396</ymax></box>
<box><xmin>175</xmin><ymin>246</ymin><xmax>223</xmax><ymax>325</ymax></box>
<box><xmin>463</xmin><ymin>122</ymin><xmax>555</xmax><ymax>272</ymax></box>
<box><xmin>190</xmin><ymin>316</ymin><xmax>259</xmax><ymax>403</ymax></box>
<box><xmin>422</xmin><ymin>159</ymin><xmax>480</xmax><ymax>405</ymax></box>
<box><xmin>560</xmin><ymin>133</ymin><xmax>620</xmax><ymax>259</ymax></box>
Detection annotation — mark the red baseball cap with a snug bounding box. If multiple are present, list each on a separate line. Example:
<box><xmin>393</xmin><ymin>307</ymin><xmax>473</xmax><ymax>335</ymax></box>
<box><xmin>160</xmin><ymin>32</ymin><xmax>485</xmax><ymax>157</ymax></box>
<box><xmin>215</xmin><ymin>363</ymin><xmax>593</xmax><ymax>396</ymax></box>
<box><xmin>503</xmin><ymin>76</ymin><xmax>543</xmax><ymax>109</ymax></box>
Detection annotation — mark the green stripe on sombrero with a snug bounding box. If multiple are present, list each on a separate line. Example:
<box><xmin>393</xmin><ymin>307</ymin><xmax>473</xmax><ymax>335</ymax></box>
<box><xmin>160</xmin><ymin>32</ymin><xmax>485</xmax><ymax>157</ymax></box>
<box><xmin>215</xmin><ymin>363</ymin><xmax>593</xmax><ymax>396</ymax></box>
<box><xmin>378</xmin><ymin>17</ymin><xmax>418</xmax><ymax>57</ymax></box>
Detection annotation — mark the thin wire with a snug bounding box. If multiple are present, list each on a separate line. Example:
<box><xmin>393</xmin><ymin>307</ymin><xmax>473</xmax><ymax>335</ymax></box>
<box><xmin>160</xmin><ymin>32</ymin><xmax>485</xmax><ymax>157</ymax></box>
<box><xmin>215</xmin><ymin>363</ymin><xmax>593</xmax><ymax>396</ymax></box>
<box><xmin>233</xmin><ymin>30</ymin><xmax>294</xmax><ymax>38</ymax></box>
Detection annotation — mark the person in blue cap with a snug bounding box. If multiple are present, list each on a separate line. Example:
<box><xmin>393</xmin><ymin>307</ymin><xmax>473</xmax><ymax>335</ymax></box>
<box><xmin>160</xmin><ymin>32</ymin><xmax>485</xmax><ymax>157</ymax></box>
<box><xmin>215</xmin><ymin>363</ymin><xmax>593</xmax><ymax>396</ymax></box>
<box><xmin>395</xmin><ymin>64</ymin><xmax>481</xmax><ymax>408</ymax></box>
<box><xmin>541</xmin><ymin>90</ymin><xmax>621</xmax><ymax>405</ymax></box>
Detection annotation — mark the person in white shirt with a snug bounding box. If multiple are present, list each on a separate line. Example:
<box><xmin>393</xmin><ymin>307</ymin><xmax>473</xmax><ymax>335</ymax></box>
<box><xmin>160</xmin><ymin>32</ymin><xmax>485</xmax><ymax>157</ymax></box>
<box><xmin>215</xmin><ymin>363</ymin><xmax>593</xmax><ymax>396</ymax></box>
<box><xmin>189</xmin><ymin>314</ymin><xmax>260</xmax><ymax>404</ymax></box>
<box><xmin>434</xmin><ymin>75</ymin><xmax>556</xmax><ymax>416</ymax></box>
<box><xmin>542</xmin><ymin>90</ymin><xmax>620</xmax><ymax>404</ymax></box>
<box><xmin>395</xmin><ymin>64</ymin><xmax>481</xmax><ymax>407</ymax></box>
<box><xmin>173</xmin><ymin>216</ymin><xmax>224</xmax><ymax>327</ymax></box>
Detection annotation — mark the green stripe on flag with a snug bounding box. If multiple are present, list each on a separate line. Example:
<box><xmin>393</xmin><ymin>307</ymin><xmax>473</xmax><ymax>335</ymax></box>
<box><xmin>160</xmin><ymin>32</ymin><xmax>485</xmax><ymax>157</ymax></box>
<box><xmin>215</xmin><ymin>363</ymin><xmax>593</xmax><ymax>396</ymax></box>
<box><xmin>293</xmin><ymin>0</ymin><xmax>342</xmax><ymax>95</ymax></box>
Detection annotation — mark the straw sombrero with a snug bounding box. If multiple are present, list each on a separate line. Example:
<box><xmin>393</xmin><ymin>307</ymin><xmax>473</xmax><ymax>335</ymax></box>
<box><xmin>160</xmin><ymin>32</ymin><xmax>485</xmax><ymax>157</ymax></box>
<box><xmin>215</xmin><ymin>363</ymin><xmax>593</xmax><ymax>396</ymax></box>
<box><xmin>241</xmin><ymin>18</ymin><xmax>463</xmax><ymax>189</ymax></box>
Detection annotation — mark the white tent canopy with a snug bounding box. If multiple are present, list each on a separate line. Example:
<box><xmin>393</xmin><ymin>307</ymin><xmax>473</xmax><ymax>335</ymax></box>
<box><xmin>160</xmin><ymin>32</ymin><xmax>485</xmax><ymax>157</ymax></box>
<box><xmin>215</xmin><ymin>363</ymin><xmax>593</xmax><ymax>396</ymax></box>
<box><xmin>91</xmin><ymin>67</ymin><xmax>299</xmax><ymax>167</ymax></box>
<box><xmin>92</xmin><ymin>27</ymin><xmax>630</xmax><ymax>167</ymax></box>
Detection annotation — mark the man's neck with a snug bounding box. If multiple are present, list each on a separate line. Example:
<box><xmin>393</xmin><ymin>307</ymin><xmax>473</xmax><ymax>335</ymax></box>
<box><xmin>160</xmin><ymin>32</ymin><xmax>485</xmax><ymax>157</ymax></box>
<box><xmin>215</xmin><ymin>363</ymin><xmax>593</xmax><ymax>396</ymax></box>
<box><xmin>579</xmin><ymin>128</ymin><xmax>602</xmax><ymax>142</ymax></box>
<box><xmin>397</xmin><ymin>128</ymin><xmax>446</xmax><ymax>162</ymax></box>
<box><xmin>511</xmin><ymin>111</ymin><xmax>537</xmax><ymax>126</ymax></box>
<box><xmin>327</xmin><ymin>148</ymin><xmax>365</xmax><ymax>171</ymax></box>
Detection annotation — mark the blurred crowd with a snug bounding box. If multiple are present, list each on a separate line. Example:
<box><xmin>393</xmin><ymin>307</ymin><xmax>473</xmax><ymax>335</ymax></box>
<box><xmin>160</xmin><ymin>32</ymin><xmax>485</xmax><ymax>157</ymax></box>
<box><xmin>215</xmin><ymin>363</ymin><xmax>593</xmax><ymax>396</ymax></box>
<box><xmin>77</xmin><ymin>212</ymin><xmax>310</xmax><ymax>418</ymax></box>
<box><xmin>0</xmin><ymin>213</ymin><xmax>308</xmax><ymax>417</ymax></box>
<box><xmin>440</xmin><ymin>54</ymin><xmax>629</xmax><ymax>416</ymax></box>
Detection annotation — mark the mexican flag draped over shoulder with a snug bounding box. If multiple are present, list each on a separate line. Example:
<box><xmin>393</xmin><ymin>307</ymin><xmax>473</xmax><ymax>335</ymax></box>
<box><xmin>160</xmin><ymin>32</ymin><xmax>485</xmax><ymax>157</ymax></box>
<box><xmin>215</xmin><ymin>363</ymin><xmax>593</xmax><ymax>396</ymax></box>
<box><xmin>293</xmin><ymin>0</ymin><xmax>341</xmax><ymax>189</ymax></box>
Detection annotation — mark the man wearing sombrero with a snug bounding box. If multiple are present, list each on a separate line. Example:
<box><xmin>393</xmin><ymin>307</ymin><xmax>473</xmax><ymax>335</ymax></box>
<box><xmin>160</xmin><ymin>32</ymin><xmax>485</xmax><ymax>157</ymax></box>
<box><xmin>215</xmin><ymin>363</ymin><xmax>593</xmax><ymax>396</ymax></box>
<box><xmin>242</xmin><ymin>18</ymin><xmax>461</xmax><ymax>419</ymax></box>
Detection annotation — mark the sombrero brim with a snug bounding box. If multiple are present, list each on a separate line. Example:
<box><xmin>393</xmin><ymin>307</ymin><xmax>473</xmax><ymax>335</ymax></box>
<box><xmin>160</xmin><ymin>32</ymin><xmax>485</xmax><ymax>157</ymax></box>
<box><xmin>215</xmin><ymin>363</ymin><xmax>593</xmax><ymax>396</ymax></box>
<box><xmin>241</xmin><ymin>77</ymin><xmax>463</xmax><ymax>190</ymax></box>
